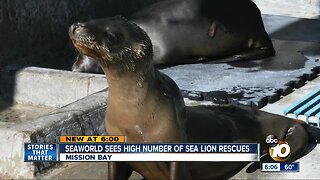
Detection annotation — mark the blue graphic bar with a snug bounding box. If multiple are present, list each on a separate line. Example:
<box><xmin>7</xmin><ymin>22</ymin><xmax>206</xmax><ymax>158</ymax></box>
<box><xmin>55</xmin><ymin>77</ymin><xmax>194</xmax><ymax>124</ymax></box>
<box><xmin>24</xmin><ymin>144</ymin><xmax>57</xmax><ymax>162</ymax></box>
<box><xmin>280</xmin><ymin>162</ymin><xmax>299</xmax><ymax>172</ymax></box>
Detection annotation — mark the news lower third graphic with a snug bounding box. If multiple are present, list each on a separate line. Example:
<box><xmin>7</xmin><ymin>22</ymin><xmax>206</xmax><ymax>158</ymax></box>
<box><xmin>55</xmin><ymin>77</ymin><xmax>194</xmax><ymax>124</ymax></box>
<box><xmin>24</xmin><ymin>136</ymin><xmax>260</xmax><ymax>162</ymax></box>
<box><xmin>58</xmin><ymin>143</ymin><xmax>259</xmax><ymax>161</ymax></box>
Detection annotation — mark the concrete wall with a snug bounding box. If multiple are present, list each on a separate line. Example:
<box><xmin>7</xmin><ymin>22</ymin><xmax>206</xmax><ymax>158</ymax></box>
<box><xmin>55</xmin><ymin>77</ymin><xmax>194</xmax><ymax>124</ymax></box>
<box><xmin>253</xmin><ymin>0</ymin><xmax>320</xmax><ymax>19</ymax></box>
<box><xmin>0</xmin><ymin>0</ymin><xmax>161</xmax><ymax>70</ymax></box>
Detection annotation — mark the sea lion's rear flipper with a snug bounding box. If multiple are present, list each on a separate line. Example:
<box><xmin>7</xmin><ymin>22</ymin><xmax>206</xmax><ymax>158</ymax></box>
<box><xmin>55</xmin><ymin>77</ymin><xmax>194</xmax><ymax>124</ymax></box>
<box><xmin>304</xmin><ymin>125</ymin><xmax>320</xmax><ymax>143</ymax></box>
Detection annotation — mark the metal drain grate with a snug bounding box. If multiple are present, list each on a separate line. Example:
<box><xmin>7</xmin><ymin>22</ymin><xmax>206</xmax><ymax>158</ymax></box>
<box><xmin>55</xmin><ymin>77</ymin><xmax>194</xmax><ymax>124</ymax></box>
<box><xmin>284</xmin><ymin>87</ymin><xmax>320</xmax><ymax>127</ymax></box>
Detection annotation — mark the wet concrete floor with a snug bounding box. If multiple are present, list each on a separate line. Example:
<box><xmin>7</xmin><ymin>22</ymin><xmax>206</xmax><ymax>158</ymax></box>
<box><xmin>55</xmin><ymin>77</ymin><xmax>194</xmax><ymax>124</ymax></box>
<box><xmin>0</xmin><ymin>99</ymin><xmax>55</xmax><ymax>123</ymax></box>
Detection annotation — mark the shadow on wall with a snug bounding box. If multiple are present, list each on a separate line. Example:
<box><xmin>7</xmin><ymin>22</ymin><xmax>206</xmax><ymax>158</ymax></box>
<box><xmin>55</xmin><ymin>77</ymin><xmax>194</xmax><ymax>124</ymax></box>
<box><xmin>0</xmin><ymin>0</ymin><xmax>162</xmax><ymax>70</ymax></box>
<box><xmin>0</xmin><ymin>68</ymin><xmax>16</xmax><ymax>112</ymax></box>
<box><xmin>0</xmin><ymin>0</ymin><xmax>162</xmax><ymax>112</ymax></box>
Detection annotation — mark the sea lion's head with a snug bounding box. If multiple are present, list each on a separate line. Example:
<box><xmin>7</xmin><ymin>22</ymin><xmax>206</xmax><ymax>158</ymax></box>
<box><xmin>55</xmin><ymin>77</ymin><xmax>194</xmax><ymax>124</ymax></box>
<box><xmin>69</xmin><ymin>16</ymin><xmax>153</xmax><ymax>71</ymax></box>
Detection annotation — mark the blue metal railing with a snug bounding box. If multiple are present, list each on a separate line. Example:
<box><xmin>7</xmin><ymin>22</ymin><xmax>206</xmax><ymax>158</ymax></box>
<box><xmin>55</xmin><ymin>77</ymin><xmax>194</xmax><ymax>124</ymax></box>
<box><xmin>284</xmin><ymin>87</ymin><xmax>320</xmax><ymax>127</ymax></box>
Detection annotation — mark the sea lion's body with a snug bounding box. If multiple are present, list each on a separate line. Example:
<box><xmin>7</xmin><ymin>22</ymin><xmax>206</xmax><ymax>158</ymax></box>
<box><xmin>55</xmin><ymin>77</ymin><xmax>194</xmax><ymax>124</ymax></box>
<box><xmin>69</xmin><ymin>16</ymin><xmax>311</xmax><ymax>179</ymax></box>
<box><xmin>72</xmin><ymin>0</ymin><xmax>275</xmax><ymax>73</ymax></box>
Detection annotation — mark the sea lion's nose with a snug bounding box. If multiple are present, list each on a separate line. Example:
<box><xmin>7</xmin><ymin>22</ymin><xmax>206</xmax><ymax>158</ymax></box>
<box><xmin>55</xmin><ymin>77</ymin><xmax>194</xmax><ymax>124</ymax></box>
<box><xmin>69</xmin><ymin>22</ymin><xmax>85</xmax><ymax>35</ymax></box>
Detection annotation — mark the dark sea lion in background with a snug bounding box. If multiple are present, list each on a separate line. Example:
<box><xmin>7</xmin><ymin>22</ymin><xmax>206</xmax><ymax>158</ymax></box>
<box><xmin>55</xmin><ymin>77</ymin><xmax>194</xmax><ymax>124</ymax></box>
<box><xmin>69</xmin><ymin>16</ymin><xmax>316</xmax><ymax>179</ymax></box>
<box><xmin>72</xmin><ymin>53</ymin><xmax>103</xmax><ymax>73</ymax></box>
<box><xmin>71</xmin><ymin>0</ymin><xmax>275</xmax><ymax>73</ymax></box>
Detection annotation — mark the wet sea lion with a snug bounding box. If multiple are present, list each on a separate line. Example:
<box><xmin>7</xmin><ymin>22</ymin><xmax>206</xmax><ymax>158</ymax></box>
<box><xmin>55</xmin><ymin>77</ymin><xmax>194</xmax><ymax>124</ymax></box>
<box><xmin>70</xmin><ymin>16</ymin><xmax>190</xmax><ymax>179</ymax></box>
<box><xmin>69</xmin><ymin>16</ymin><xmax>316</xmax><ymax>179</ymax></box>
<box><xmin>71</xmin><ymin>0</ymin><xmax>275</xmax><ymax>73</ymax></box>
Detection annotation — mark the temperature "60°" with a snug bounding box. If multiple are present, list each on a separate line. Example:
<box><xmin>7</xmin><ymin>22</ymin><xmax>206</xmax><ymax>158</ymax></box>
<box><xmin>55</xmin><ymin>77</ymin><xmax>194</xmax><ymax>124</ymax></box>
<box><xmin>284</xmin><ymin>164</ymin><xmax>294</xmax><ymax>170</ymax></box>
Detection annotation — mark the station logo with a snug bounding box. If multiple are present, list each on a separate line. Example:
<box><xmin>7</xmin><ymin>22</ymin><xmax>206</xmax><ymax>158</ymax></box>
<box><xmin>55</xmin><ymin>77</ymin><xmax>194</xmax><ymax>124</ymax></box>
<box><xmin>266</xmin><ymin>135</ymin><xmax>290</xmax><ymax>161</ymax></box>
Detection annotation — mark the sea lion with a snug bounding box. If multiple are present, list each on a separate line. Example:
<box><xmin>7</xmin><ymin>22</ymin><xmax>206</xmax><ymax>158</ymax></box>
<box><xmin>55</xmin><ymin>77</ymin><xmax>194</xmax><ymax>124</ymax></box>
<box><xmin>71</xmin><ymin>0</ymin><xmax>275</xmax><ymax>73</ymax></box>
<box><xmin>69</xmin><ymin>16</ymin><xmax>316</xmax><ymax>179</ymax></box>
<box><xmin>72</xmin><ymin>53</ymin><xmax>103</xmax><ymax>73</ymax></box>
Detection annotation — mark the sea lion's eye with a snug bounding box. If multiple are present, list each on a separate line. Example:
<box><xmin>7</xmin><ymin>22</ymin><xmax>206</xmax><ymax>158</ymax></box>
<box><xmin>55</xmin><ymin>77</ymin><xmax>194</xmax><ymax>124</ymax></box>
<box><xmin>104</xmin><ymin>31</ymin><xmax>117</xmax><ymax>43</ymax></box>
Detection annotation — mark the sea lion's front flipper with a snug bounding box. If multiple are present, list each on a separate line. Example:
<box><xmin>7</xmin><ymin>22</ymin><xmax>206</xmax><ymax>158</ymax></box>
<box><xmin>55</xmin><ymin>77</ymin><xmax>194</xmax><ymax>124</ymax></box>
<box><xmin>282</xmin><ymin>124</ymin><xmax>309</xmax><ymax>162</ymax></box>
<box><xmin>201</xmin><ymin>46</ymin><xmax>276</xmax><ymax>64</ymax></box>
<box><xmin>169</xmin><ymin>162</ymin><xmax>191</xmax><ymax>180</ymax></box>
<box><xmin>227</xmin><ymin>46</ymin><xmax>275</xmax><ymax>62</ymax></box>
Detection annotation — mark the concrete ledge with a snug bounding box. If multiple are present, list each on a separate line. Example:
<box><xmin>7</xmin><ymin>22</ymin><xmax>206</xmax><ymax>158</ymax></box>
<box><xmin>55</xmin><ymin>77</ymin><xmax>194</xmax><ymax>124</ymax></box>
<box><xmin>0</xmin><ymin>130</ymin><xmax>33</xmax><ymax>179</ymax></box>
<box><xmin>0</xmin><ymin>90</ymin><xmax>108</xmax><ymax>179</ymax></box>
<box><xmin>0</xmin><ymin>67</ymin><xmax>107</xmax><ymax>107</ymax></box>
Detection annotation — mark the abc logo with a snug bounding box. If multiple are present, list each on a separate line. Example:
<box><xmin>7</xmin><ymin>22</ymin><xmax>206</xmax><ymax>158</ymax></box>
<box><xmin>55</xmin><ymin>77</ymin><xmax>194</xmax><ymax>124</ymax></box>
<box><xmin>266</xmin><ymin>135</ymin><xmax>291</xmax><ymax>161</ymax></box>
